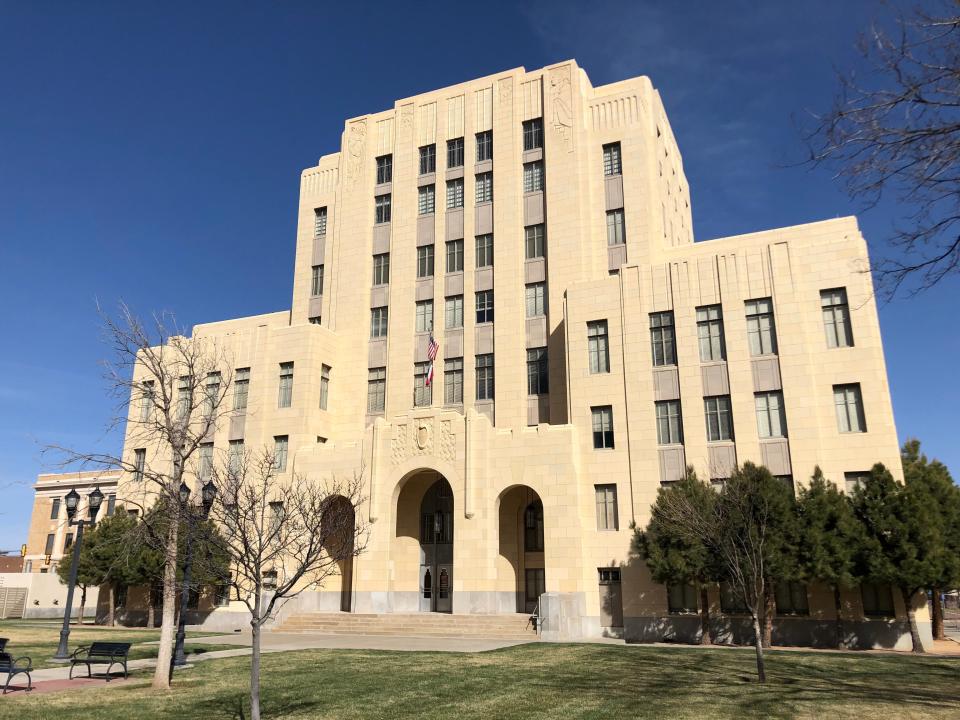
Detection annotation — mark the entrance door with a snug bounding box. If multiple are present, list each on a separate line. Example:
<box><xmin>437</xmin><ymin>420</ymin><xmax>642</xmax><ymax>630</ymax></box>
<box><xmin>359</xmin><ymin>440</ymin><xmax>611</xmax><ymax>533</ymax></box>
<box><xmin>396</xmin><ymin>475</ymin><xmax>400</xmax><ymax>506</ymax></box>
<box><xmin>598</xmin><ymin>568</ymin><xmax>623</xmax><ymax>628</ymax></box>
<box><xmin>418</xmin><ymin>478</ymin><xmax>454</xmax><ymax>613</ymax></box>
<box><xmin>525</xmin><ymin>568</ymin><xmax>545</xmax><ymax>613</ymax></box>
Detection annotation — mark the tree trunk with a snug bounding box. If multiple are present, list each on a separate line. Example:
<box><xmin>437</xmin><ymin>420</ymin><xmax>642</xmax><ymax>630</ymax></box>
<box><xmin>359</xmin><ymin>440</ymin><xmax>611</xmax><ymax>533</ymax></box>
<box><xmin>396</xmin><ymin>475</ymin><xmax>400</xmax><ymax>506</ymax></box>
<box><xmin>750</xmin><ymin>613</ymin><xmax>767</xmax><ymax>683</ymax></box>
<box><xmin>901</xmin><ymin>586</ymin><xmax>925</xmax><ymax>654</ymax></box>
<box><xmin>152</xmin><ymin>515</ymin><xmax>180</xmax><ymax>689</ymax></box>
<box><xmin>833</xmin><ymin>584</ymin><xmax>844</xmax><ymax>649</ymax></box>
<box><xmin>250</xmin><ymin>593</ymin><xmax>262</xmax><ymax>720</ymax></box>
<box><xmin>108</xmin><ymin>584</ymin><xmax>115</xmax><ymax>627</ymax></box>
<box><xmin>698</xmin><ymin>584</ymin><xmax>712</xmax><ymax>645</ymax></box>
<box><xmin>147</xmin><ymin>590</ymin><xmax>155</xmax><ymax>629</ymax></box>
<box><xmin>931</xmin><ymin>586</ymin><xmax>945</xmax><ymax>641</ymax></box>
<box><xmin>762</xmin><ymin>584</ymin><xmax>775</xmax><ymax>649</ymax></box>
<box><xmin>78</xmin><ymin>585</ymin><xmax>87</xmax><ymax>626</ymax></box>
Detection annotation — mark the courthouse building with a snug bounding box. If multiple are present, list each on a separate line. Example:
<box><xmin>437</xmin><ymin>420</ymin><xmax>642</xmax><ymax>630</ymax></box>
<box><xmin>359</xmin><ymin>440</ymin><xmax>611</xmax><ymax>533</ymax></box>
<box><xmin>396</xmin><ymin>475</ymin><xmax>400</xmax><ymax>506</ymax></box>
<box><xmin>116</xmin><ymin>61</ymin><xmax>925</xmax><ymax>648</ymax></box>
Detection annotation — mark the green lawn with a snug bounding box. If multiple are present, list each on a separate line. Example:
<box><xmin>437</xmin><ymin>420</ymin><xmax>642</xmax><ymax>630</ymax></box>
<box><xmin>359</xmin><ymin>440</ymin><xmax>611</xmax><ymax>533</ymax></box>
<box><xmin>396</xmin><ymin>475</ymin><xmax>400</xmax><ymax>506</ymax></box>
<box><xmin>2</xmin><ymin>643</ymin><xmax>958</xmax><ymax>720</ymax></box>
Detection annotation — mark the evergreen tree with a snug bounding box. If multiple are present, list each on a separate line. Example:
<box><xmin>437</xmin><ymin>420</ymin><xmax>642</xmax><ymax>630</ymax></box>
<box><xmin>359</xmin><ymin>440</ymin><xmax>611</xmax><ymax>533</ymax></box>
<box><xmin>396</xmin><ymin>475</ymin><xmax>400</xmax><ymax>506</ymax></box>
<box><xmin>55</xmin><ymin>519</ymin><xmax>105</xmax><ymax>624</ymax></box>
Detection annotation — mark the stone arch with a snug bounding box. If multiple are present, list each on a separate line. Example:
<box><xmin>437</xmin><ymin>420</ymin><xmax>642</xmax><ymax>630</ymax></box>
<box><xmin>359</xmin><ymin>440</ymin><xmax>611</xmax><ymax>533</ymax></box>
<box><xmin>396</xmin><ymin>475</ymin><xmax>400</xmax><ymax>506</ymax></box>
<box><xmin>496</xmin><ymin>484</ymin><xmax>546</xmax><ymax>613</ymax></box>
<box><xmin>320</xmin><ymin>495</ymin><xmax>356</xmax><ymax>613</ymax></box>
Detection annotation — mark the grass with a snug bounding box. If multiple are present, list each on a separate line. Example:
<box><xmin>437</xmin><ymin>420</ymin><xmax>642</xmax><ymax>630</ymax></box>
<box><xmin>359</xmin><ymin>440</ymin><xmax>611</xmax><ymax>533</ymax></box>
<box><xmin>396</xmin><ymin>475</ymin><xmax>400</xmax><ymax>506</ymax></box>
<box><xmin>0</xmin><ymin>620</ymin><xmax>242</xmax><ymax>669</ymax></box>
<box><xmin>2</xmin><ymin>642</ymin><xmax>958</xmax><ymax>719</ymax></box>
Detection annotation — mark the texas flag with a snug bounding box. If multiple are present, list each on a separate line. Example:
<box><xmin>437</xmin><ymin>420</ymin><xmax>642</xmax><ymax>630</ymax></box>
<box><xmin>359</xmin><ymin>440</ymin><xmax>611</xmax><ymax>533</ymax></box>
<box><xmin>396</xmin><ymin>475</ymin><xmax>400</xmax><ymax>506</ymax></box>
<box><xmin>425</xmin><ymin>334</ymin><xmax>439</xmax><ymax>386</ymax></box>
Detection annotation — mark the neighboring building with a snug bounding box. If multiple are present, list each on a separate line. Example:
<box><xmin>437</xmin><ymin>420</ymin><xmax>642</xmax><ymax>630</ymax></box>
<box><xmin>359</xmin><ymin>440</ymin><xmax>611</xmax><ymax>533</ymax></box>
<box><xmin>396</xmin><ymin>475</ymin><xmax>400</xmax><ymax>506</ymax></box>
<box><xmin>117</xmin><ymin>61</ymin><xmax>923</xmax><ymax>648</ymax></box>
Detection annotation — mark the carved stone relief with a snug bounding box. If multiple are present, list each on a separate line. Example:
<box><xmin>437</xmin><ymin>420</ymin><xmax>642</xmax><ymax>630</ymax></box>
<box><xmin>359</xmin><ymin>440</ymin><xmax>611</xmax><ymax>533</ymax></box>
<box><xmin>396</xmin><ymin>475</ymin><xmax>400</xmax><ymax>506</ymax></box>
<box><xmin>345</xmin><ymin>120</ymin><xmax>367</xmax><ymax>185</ymax></box>
<box><xmin>548</xmin><ymin>65</ymin><xmax>573</xmax><ymax>152</ymax></box>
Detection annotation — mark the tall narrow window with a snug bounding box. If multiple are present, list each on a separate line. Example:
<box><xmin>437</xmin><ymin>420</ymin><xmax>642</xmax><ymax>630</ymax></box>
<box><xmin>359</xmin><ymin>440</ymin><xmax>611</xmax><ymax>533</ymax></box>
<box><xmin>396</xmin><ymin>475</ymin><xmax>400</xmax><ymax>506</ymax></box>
<box><xmin>375</xmin><ymin>194</ymin><xmax>392</xmax><ymax>224</ymax></box>
<box><xmin>834</xmin><ymin>384</ymin><xmax>866</xmax><ymax>433</ymax></box>
<box><xmin>525</xmin><ymin>224</ymin><xmax>545</xmax><ymax>259</ymax></box>
<box><xmin>522</xmin><ymin>118</ymin><xmax>543</xmax><ymax>151</ymax></box>
<box><xmin>278</xmin><ymin>362</ymin><xmax>294</xmax><ymax>409</ymax></box>
<box><xmin>755</xmin><ymin>391</ymin><xmax>787</xmax><ymax>438</ymax></box>
<box><xmin>372</xmin><ymin>253</ymin><xmax>390</xmax><ymax>285</ymax></box>
<box><xmin>655</xmin><ymin>400</ymin><xmax>683</xmax><ymax>445</ymax></box>
<box><xmin>446</xmin><ymin>239</ymin><xmax>464</xmax><ymax>272</ymax></box>
<box><xmin>233</xmin><ymin>368</ymin><xmax>250</xmax><ymax>411</ymax></box>
<box><xmin>106</xmin><ymin>494</ymin><xmax>116</xmax><ymax>517</ymax></box>
<box><xmin>526</xmin><ymin>347</ymin><xmax>549</xmax><ymax>395</ymax></box>
<box><xmin>525</xmin><ymin>282</ymin><xmax>548</xmax><ymax>318</ymax></box>
<box><xmin>476</xmin><ymin>234</ymin><xmax>494</xmax><ymax>267</ymax></box>
<box><xmin>50</xmin><ymin>498</ymin><xmax>61</xmax><ymax>520</ymax></box>
<box><xmin>445</xmin><ymin>295</ymin><xmax>463</xmax><ymax>329</ymax></box>
<box><xmin>524</xmin><ymin>500</ymin><xmax>544</xmax><ymax>551</ymax></box>
<box><xmin>444</xmin><ymin>358</ymin><xmax>464</xmax><ymax>404</ymax></box>
<box><xmin>198</xmin><ymin>443</ymin><xmax>214</xmax><ymax>481</ymax></box>
<box><xmin>203</xmin><ymin>372</ymin><xmax>221</xmax><ymax>419</ymax></box>
<box><xmin>475</xmin><ymin>290</ymin><xmax>494</xmax><ymax>323</ymax></box>
<box><xmin>650</xmin><ymin>311</ymin><xmax>676</xmax><ymax>366</ymax></box>
<box><xmin>313</xmin><ymin>207</ymin><xmax>327</xmax><ymax>237</ymax></box>
<box><xmin>176</xmin><ymin>376</ymin><xmax>191</xmax><ymax>420</ymax></box>
<box><xmin>602</xmin><ymin>142</ymin><xmax>622</xmax><ymax>175</ymax></box>
<box><xmin>140</xmin><ymin>380</ymin><xmax>155</xmax><ymax>422</ymax></box>
<box><xmin>696</xmin><ymin>305</ymin><xmax>725</xmax><ymax>361</ymax></box>
<box><xmin>523</xmin><ymin>161</ymin><xmax>544</xmax><ymax>192</ymax></box>
<box><xmin>367</xmin><ymin>368</ymin><xmax>386</xmax><ymax>413</ymax></box>
<box><xmin>745</xmin><ymin>298</ymin><xmax>777</xmax><ymax>356</ymax></box>
<box><xmin>606</xmin><ymin>209</ymin><xmax>625</xmax><ymax>246</ymax></box>
<box><xmin>134</xmin><ymin>448</ymin><xmax>146</xmax><ymax>482</ymax></box>
<box><xmin>320</xmin><ymin>364</ymin><xmax>331</xmax><ymax>410</ymax></box>
<box><xmin>591</xmin><ymin>406</ymin><xmax>615</xmax><ymax>449</ymax></box>
<box><xmin>587</xmin><ymin>320</ymin><xmax>610</xmax><ymax>373</ymax></box>
<box><xmin>418</xmin><ymin>184</ymin><xmax>436</xmax><ymax>215</ymax></box>
<box><xmin>228</xmin><ymin>439</ymin><xmax>244</xmax><ymax>475</ymax></box>
<box><xmin>594</xmin><ymin>484</ymin><xmax>618</xmax><ymax>530</ymax></box>
<box><xmin>447</xmin><ymin>137</ymin><xmax>464</xmax><ymax>168</ymax></box>
<box><xmin>370</xmin><ymin>307</ymin><xmax>388</xmax><ymax>338</ymax></box>
<box><xmin>414</xmin><ymin>362</ymin><xmax>432</xmax><ymax>406</ymax></box>
<box><xmin>417</xmin><ymin>245</ymin><xmax>435</xmax><ymax>278</ymax></box>
<box><xmin>419</xmin><ymin>144</ymin><xmax>436</xmax><ymax>175</ymax></box>
<box><xmin>45</xmin><ymin>534</ymin><xmax>55</xmax><ymax>555</ymax></box>
<box><xmin>273</xmin><ymin>435</ymin><xmax>289</xmax><ymax>472</ymax></box>
<box><xmin>821</xmin><ymin>288</ymin><xmax>854</xmax><ymax>348</ymax></box>
<box><xmin>446</xmin><ymin>178</ymin><xmax>464</xmax><ymax>209</ymax></box>
<box><xmin>311</xmin><ymin>265</ymin><xmax>324</xmax><ymax>296</ymax></box>
<box><xmin>476</xmin><ymin>130</ymin><xmax>493</xmax><ymax>162</ymax></box>
<box><xmin>375</xmin><ymin>154</ymin><xmax>392</xmax><ymax>184</ymax></box>
<box><xmin>415</xmin><ymin>300</ymin><xmax>434</xmax><ymax>333</ymax></box>
<box><xmin>476</xmin><ymin>354</ymin><xmax>494</xmax><ymax>400</ymax></box>
<box><xmin>475</xmin><ymin>172</ymin><xmax>493</xmax><ymax>203</ymax></box>
<box><xmin>704</xmin><ymin>396</ymin><xmax>734</xmax><ymax>441</ymax></box>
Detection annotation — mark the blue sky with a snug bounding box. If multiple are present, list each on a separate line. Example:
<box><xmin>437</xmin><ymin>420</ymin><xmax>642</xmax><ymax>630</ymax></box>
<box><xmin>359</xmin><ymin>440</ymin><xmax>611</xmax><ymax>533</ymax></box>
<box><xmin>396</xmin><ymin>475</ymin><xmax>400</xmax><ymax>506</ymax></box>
<box><xmin>1</xmin><ymin>1</ymin><xmax>957</xmax><ymax>550</ymax></box>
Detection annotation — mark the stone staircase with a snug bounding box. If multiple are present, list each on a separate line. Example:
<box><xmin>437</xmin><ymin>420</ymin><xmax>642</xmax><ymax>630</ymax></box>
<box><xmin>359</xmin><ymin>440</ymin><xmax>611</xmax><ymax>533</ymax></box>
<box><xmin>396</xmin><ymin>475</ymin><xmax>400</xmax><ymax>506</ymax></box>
<box><xmin>277</xmin><ymin>612</ymin><xmax>537</xmax><ymax>640</ymax></box>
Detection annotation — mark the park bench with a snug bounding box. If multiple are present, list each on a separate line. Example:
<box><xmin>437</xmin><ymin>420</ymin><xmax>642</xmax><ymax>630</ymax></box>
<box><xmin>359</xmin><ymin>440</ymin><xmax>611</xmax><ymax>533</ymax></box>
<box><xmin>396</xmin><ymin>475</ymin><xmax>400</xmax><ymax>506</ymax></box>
<box><xmin>0</xmin><ymin>638</ymin><xmax>8</xmax><ymax>652</ymax></box>
<box><xmin>69</xmin><ymin>641</ymin><xmax>132</xmax><ymax>681</ymax></box>
<box><xmin>0</xmin><ymin>651</ymin><xmax>33</xmax><ymax>694</ymax></box>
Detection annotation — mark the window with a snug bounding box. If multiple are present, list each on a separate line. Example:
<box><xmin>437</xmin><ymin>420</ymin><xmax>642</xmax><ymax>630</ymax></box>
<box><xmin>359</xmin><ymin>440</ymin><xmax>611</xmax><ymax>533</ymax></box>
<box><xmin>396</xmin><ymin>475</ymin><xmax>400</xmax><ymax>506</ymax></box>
<box><xmin>525</xmin><ymin>282</ymin><xmax>547</xmax><ymax>318</ymax></box>
<box><xmin>446</xmin><ymin>239</ymin><xmax>464</xmax><ymax>272</ymax></box>
<box><xmin>844</xmin><ymin>471</ymin><xmax>870</xmax><ymax>494</ymax></box>
<box><xmin>370</xmin><ymin>307</ymin><xmax>388</xmax><ymax>338</ymax></box>
<box><xmin>414</xmin><ymin>362</ymin><xmax>432</xmax><ymax>407</ymax></box>
<box><xmin>447</xmin><ymin>137</ymin><xmax>464</xmax><ymax>168</ymax></box>
<box><xmin>745</xmin><ymin>298</ymin><xmax>777</xmax><ymax>356</ymax></box>
<box><xmin>134</xmin><ymin>448</ymin><xmax>146</xmax><ymax>482</ymax></box>
<box><xmin>821</xmin><ymin>288</ymin><xmax>853</xmax><ymax>348</ymax></box>
<box><xmin>415</xmin><ymin>300</ymin><xmax>434</xmax><ymax>333</ymax></box>
<box><xmin>861</xmin><ymin>583</ymin><xmax>895</xmax><ymax>618</ymax></box>
<box><xmin>526</xmin><ymin>347</ymin><xmax>549</xmax><ymax>395</ymax></box>
<box><xmin>696</xmin><ymin>305</ymin><xmax>725</xmax><ymax>362</ymax></box>
<box><xmin>262</xmin><ymin>569</ymin><xmax>278</xmax><ymax>591</ymax></box>
<box><xmin>228</xmin><ymin>439</ymin><xmax>244</xmax><ymax>475</ymax></box>
<box><xmin>314</xmin><ymin>207</ymin><xmax>327</xmax><ymax>237</ymax></box>
<box><xmin>45</xmin><ymin>534</ymin><xmax>55</xmax><ymax>555</ymax></box>
<box><xmin>475</xmin><ymin>290</ymin><xmax>494</xmax><ymax>323</ymax></box>
<box><xmin>523</xmin><ymin>161</ymin><xmax>544</xmax><ymax>192</ymax></box>
<box><xmin>367</xmin><ymin>367</ymin><xmax>386</xmax><ymax>413</ymax></box>
<box><xmin>62</xmin><ymin>533</ymin><xmax>72</xmax><ymax>549</ymax></box>
<box><xmin>476</xmin><ymin>130</ymin><xmax>493</xmax><ymax>162</ymax></box>
<box><xmin>525</xmin><ymin>224</ymin><xmax>545</xmax><ymax>259</ymax></box>
<box><xmin>591</xmin><ymin>406</ymin><xmax>615</xmax><ymax>449</ymax></box>
<box><xmin>444</xmin><ymin>358</ymin><xmax>463</xmax><ymax>404</ymax></box>
<box><xmin>606</xmin><ymin>209</ymin><xmax>625</xmax><ymax>246</ymax></box>
<box><xmin>522</xmin><ymin>118</ymin><xmax>543</xmax><ymax>151</ymax></box>
<box><xmin>50</xmin><ymin>498</ymin><xmax>61</xmax><ymax>520</ymax></box>
<box><xmin>375</xmin><ymin>193</ymin><xmax>392</xmax><ymax>224</ymax></box>
<box><xmin>106</xmin><ymin>494</ymin><xmax>116</xmax><ymax>517</ymax></box>
<box><xmin>476</xmin><ymin>354</ymin><xmax>494</xmax><ymax>400</ymax></box>
<box><xmin>668</xmin><ymin>584</ymin><xmax>698</xmax><ymax>614</ymax></box>
<box><xmin>704</xmin><ymin>396</ymin><xmax>734</xmax><ymax>442</ymax></box>
<box><xmin>176</xmin><ymin>376</ymin><xmax>191</xmax><ymax>420</ymax></box>
<box><xmin>445</xmin><ymin>295</ymin><xmax>463</xmax><ymax>329</ymax></box>
<box><xmin>278</xmin><ymin>362</ymin><xmax>294</xmax><ymax>408</ymax></box>
<box><xmin>139</xmin><ymin>380</ymin><xmax>155</xmax><ymax>422</ymax></box>
<box><xmin>311</xmin><ymin>265</ymin><xmax>324</xmax><ymax>296</ymax></box>
<box><xmin>655</xmin><ymin>400</ymin><xmax>683</xmax><ymax>445</ymax></box>
<box><xmin>309</xmin><ymin>316</ymin><xmax>321</xmax><ymax>325</ymax></box>
<box><xmin>755</xmin><ymin>391</ymin><xmax>787</xmax><ymax>438</ymax></box>
<box><xmin>602</xmin><ymin>142</ymin><xmax>622</xmax><ymax>176</ymax></box>
<box><xmin>595</xmin><ymin>484</ymin><xmax>618</xmax><ymax>529</ymax></box>
<box><xmin>375</xmin><ymin>154</ymin><xmax>392</xmax><ymax>184</ymax></box>
<box><xmin>273</xmin><ymin>435</ymin><xmax>288</xmax><ymax>472</ymax></box>
<box><xmin>446</xmin><ymin>178</ymin><xmax>464</xmax><ymax>209</ymax></box>
<box><xmin>587</xmin><ymin>320</ymin><xmax>610</xmax><ymax>374</ymax></box>
<box><xmin>834</xmin><ymin>384</ymin><xmax>866</xmax><ymax>433</ymax></box>
<box><xmin>199</xmin><ymin>443</ymin><xmax>213</xmax><ymax>481</ymax></box>
<box><xmin>475</xmin><ymin>172</ymin><xmax>493</xmax><ymax>203</ymax></box>
<box><xmin>419</xmin><ymin>144</ymin><xmax>436</xmax><ymax>175</ymax></box>
<box><xmin>524</xmin><ymin>500</ymin><xmax>544</xmax><ymax>551</ymax></box>
<box><xmin>775</xmin><ymin>582</ymin><xmax>809</xmax><ymax>616</ymax></box>
<box><xmin>475</xmin><ymin>234</ymin><xmax>493</xmax><ymax>267</ymax></box>
<box><xmin>233</xmin><ymin>368</ymin><xmax>250</xmax><ymax>411</ymax></box>
<box><xmin>417</xmin><ymin>245</ymin><xmax>435</xmax><ymax>278</ymax></box>
<box><xmin>203</xmin><ymin>372</ymin><xmax>221</xmax><ymax>419</ymax></box>
<box><xmin>598</xmin><ymin>568</ymin><xmax>622</xmax><ymax>584</ymax></box>
<box><xmin>720</xmin><ymin>582</ymin><xmax>749</xmax><ymax>614</ymax></box>
<box><xmin>418</xmin><ymin>184</ymin><xmax>436</xmax><ymax>215</ymax></box>
<box><xmin>650</xmin><ymin>311</ymin><xmax>676</xmax><ymax>366</ymax></box>
<box><xmin>372</xmin><ymin>253</ymin><xmax>390</xmax><ymax>285</ymax></box>
<box><xmin>320</xmin><ymin>364</ymin><xmax>331</xmax><ymax>411</ymax></box>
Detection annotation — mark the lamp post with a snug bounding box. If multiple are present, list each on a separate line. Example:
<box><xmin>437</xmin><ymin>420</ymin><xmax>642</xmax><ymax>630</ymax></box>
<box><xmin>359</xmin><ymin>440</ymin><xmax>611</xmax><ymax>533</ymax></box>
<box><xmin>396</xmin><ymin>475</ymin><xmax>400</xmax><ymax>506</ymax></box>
<box><xmin>172</xmin><ymin>479</ymin><xmax>216</xmax><ymax>668</ymax></box>
<box><xmin>53</xmin><ymin>486</ymin><xmax>104</xmax><ymax>660</ymax></box>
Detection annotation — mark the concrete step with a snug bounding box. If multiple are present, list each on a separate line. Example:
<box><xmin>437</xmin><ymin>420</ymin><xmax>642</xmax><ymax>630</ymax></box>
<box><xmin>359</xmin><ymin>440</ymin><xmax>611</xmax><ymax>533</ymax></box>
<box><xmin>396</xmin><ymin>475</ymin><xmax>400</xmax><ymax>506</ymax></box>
<box><xmin>277</xmin><ymin>612</ymin><xmax>536</xmax><ymax>638</ymax></box>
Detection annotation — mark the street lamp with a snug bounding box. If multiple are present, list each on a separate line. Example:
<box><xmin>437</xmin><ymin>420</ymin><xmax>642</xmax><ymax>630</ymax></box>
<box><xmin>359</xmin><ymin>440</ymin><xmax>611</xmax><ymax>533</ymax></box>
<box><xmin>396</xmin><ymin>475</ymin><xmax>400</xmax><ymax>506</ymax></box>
<box><xmin>53</xmin><ymin>486</ymin><xmax>104</xmax><ymax>660</ymax></box>
<box><xmin>172</xmin><ymin>479</ymin><xmax>216</xmax><ymax>668</ymax></box>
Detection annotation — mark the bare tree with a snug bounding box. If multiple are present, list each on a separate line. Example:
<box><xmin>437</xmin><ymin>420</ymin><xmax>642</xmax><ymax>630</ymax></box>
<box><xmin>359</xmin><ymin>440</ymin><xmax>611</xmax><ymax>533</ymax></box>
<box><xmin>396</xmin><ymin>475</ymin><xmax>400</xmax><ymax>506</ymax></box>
<box><xmin>46</xmin><ymin>303</ymin><xmax>234</xmax><ymax>690</ymax></box>
<box><xmin>208</xmin><ymin>449</ymin><xmax>367</xmax><ymax>720</ymax></box>
<box><xmin>805</xmin><ymin>3</ymin><xmax>960</xmax><ymax>297</ymax></box>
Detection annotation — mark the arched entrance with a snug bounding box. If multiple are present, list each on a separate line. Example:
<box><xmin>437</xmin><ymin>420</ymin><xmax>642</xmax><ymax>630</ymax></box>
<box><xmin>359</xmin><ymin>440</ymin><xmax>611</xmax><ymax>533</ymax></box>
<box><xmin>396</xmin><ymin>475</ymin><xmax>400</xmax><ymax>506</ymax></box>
<box><xmin>497</xmin><ymin>486</ymin><xmax>545</xmax><ymax>613</ymax></box>
<box><xmin>321</xmin><ymin>495</ymin><xmax>356</xmax><ymax>613</ymax></box>
<box><xmin>418</xmin><ymin>477</ymin><xmax>454</xmax><ymax>612</ymax></box>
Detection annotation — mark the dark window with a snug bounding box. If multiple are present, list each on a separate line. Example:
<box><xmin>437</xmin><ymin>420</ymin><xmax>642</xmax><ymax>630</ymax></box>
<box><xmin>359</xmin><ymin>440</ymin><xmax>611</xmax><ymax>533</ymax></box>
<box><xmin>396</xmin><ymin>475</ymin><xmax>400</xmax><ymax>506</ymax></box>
<box><xmin>822</xmin><ymin>287</ymin><xmax>854</xmax><ymax>348</ymax></box>
<box><xmin>861</xmin><ymin>583</ymin><xmax>895</xmax><ymax>618</ymax></box>
<box><xmin>50</xmin><ymin>498</ymin><xmax>61</xmax><ymax>520</ymax></box>
<box><xmin>720</xmin><ymin>582</ymin><xmax>749</xmax><ymax>614</ymax></box>
<box><xmin>588</xmin><ymin>321</ymin><xmax>610</xmax><ymax>373</ymax></box>
<box><xmin>419</xmin><ymin>144</ymin><xmax>436</xmax><ymax>175</ymax></box>
<box><xmin>447</xmin><ymin>137</ymin><xmax>464</xmax><ymax>168</ymax></box>
<box><xmin>668</xmin><ymin>584</ymin><xmax>698</xmax><ymax>614</ymax></box>
<box><xmin>375</xmin><ymin>194</ymin><xmax>392</xmax><ymax>224</ymax></box>
<box><xmin>375</xmin><ymin>154</ymin><xmax>392</xmax><ymax>184</ymax></box>
<box><xmin>526</xmin><ymin>347</ymin><xmax>549</xmax><ymax>395</ymax></box>
<box><xmin>475</xmin><ymin>234</ymin><xmax>493</xmax><ymax>267</ymax></box>
<box><xmin>603</xmin><ymin>142</ymin><xmax>622</xmax><ymax>175</ymax></box>
<box><xmin>475</xmin><ymin>290</ymin><xmax>494</xmax><ymax>324</ymax></box>
<box><xmin>775</xmin><ymin>581</ymin><xmax>809</xmax><ymax>616</ymax></box>
<box><xmin>525</xmin><ymin>224</ymin><xmax>545</xmax><ymax>259</ymax></box>
<box><xmin>696</xmin><ymin>305</ymin><xmax>725</xmax><ymax>361</ymax></box>
<box><xmin>446</xmin><ymin>239</ymin><xmax>464</xmax><ymax>272</ymax></box>
<box><xmin>476</xmin><ymin>354</ymin><xmax>494</xmax><ymax>400</ymax></box>
<box><xmin>523</xmin><ymin>118</ymin><xmax>543</xmax><ymax>151</ymax></box>
<box><xmin>524</xmin><ymin>500</ymin><xmax>544</xmax><ymax>551</ymax></box>
<box><xmin>476</xmin><ymin>130</ymin><xmax>493</xmax><ymax>162</ymax></box>
<box><xmin>311</xmin><ymin>265</ymin><xmax>324</xmax><ymax>296</ymax></box>
<box><xmin>591</xmin><ymin>406</ymin><xmax>614</xmax><ymax>449</ymax></box>
<box><xmin>650</xmin><ymin>311</ymin><xmax>676</xmax><ymax>366</ymax></box>
<box><xmin>373</xmin><ymin>253</ymin><xmax>390</xmax><ymax>285</ymax></box>
<box><xmin>704</xmin><ymin>396</ymin><xmax>734</xmax><ymax>442</ymax></box>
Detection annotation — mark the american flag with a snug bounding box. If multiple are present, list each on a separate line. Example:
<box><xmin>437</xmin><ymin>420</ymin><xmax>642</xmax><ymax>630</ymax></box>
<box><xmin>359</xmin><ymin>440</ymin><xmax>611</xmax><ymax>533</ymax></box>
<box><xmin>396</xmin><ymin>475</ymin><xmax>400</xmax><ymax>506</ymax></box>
<box><xmin>425</xmin><ymin>334</ymin><xmax>439</xmax><ymax>386</ymax></box>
